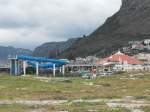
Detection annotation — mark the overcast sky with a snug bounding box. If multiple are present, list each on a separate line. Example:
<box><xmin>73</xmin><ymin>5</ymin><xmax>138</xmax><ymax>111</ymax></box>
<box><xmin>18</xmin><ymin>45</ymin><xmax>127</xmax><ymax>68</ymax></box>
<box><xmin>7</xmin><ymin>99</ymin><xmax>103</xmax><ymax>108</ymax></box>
<box><xmin>0</xmin><ymin>0</ymin><xmax>121</xmax><ymax>49</ymax></box>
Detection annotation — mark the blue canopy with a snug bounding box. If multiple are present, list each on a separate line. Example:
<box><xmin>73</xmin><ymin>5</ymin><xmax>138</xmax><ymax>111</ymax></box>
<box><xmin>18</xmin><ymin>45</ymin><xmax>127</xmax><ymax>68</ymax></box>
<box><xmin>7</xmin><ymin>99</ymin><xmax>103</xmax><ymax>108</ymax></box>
<box><xmin>17</xmin><ymin>55</ymin><xmax>69</xmax><ymax>68</ymax></box>
<box><xmin>27</xmin><ymin>61</ymin><xmax>63</xmax><ymax>69</ymax></box>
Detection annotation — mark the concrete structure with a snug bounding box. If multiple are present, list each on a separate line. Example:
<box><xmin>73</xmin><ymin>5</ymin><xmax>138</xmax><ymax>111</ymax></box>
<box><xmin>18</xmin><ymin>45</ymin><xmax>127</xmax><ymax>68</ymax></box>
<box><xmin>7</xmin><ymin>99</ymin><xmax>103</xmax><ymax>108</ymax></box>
<box><xmin>134</xmin><ymin>53</ymin><xmax>150</xmax><ymax>62</ymax></box>
<box><xmin>144</xmin><ymin>39</ymin><xmax>150</xmax><ymax>45</ymax></box>
<box><xmin>113</xmin><ymin>62</ymin><xmax>144</xmax><ymax>72</ymax></box>
<box><xmin>70</xmin><ymin>56</ymin><xmax>99</xmax><ymax>66</ymax></box>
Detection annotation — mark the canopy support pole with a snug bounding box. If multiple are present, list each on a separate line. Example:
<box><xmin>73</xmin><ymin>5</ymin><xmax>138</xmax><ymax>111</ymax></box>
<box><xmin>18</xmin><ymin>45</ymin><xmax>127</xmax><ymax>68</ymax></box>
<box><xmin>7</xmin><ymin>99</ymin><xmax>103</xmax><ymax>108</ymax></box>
<box><xmin>36</xmin><ymin>62</ymin><xmax>39</xmax><ymax>76</ymax></box>
<box><xmin>62</xmin><ymin>65</ymin><xmax>65</xmax><ymax>76</ymax></box>
<box><xmin>59</xmin><ymin>67</ymin><xmax>62</xmax><ymax>73</ymax></box>
<box><xmin>15</xmin><ymin>60</ymin><xmax>17</xmax><ymax>76</ymax></box>
<box><xmin>23</xmin><ymin>61</ymin><xmax>27</xmax><ymax>76</ymax></box>
<box><xmin>53</xmin><ymin>64</ymin><xmax>56</xmax><ymax>77</ymax></box>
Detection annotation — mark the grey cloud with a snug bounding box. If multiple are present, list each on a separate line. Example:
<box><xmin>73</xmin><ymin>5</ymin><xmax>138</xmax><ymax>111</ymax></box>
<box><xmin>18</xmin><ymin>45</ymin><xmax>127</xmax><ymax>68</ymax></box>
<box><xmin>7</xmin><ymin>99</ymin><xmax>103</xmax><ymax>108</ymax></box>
<box><xmin>0</xmin><ymin>17</ymin><xmax>38</xmax><ymax>29</ymax></box>
<box><xmin>0</xmin><ymin>0</ymin><xmax>121</xmax><ymax>49</ymax></box>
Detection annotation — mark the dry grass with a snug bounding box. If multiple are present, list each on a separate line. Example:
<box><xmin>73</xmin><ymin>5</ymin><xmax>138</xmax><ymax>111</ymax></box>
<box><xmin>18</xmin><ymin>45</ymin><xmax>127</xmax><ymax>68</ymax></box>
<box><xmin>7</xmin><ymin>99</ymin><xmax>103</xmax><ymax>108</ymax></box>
<box><xmin>0</xmin><ymin>103</ymin><xmax>130</xmax><ymax>112</ymax></box>
<box><xmin>0</xmin><ymin>72</ymin><xmax>149</xmax><ymax>111</ymax></box>
<box><xmin>0</xmin><ymin>72</ymin><xmax>149</xmax><ymax>100</ymax></box>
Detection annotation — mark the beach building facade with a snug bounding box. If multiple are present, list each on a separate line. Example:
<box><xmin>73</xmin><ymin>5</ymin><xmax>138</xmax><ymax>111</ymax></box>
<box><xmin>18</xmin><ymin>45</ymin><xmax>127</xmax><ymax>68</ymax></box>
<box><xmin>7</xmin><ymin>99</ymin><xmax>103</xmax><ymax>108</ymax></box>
<box><xmin>96</xmin><ymin>51</ymin><xmax>144</xmax><ymax>72</ymax></box>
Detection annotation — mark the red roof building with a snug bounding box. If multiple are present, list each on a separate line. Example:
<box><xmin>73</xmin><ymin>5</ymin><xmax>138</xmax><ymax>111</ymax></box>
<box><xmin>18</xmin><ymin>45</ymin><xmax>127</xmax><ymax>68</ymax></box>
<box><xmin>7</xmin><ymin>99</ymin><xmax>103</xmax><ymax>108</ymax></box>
<box><xmin>97</xmin><ymin>51</ymin><xmax>144</xmax><ymax>65</ymax></box>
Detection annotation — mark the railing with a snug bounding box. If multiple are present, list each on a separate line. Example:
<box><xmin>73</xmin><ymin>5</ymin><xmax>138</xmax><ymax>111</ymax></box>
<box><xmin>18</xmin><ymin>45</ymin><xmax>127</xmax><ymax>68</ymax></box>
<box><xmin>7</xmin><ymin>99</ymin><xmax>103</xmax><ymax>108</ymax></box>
<box><xmin>0</xmin><ymin>65</ymin><xmax>10</xmax><ymax>68</ymax></box>
<box><xmin>7</xmin><ymin>55</ymin><xmax>17</xmax><ymax>59</ymax></box>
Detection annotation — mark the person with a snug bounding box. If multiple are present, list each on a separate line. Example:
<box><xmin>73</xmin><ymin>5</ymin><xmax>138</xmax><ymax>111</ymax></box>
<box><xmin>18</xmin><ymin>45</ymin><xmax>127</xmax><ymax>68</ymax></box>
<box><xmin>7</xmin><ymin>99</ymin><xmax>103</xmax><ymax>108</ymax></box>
<box><xmin>92</xmin><ymin>68</ymin><xmax>97</xmax><ymax>78</ymax></box>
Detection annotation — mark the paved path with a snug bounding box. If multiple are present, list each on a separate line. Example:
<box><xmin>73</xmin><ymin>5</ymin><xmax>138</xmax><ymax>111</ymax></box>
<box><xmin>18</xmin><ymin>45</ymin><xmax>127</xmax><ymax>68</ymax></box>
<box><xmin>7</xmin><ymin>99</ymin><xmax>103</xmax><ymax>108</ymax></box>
<box><xmin>0</xmin><ymin>99</ymin><xmax>149</xmax><ymax>105</ymax></box>
<box><xmin>0</xmin><ymin>99</ymin><xmax>149</xmax><ymax>112</ymax></box>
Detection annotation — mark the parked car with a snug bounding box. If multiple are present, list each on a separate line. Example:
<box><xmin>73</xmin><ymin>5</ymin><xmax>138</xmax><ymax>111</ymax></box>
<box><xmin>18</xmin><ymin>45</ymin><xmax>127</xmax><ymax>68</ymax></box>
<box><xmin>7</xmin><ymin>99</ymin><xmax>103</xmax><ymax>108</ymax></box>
<box><xmin>70</xmin><ymin>71</ymin><xmax>82</xmax><ymax>77</ymax></box>
<box><xmin>81</xmin><ymin>71</ymin><xmax>93</xmax><ymax>79</ymax></box>
<box><xmin>99</xmin><ymin>71</ymin><xmax>114</xmax><ymax>76</ymax></box>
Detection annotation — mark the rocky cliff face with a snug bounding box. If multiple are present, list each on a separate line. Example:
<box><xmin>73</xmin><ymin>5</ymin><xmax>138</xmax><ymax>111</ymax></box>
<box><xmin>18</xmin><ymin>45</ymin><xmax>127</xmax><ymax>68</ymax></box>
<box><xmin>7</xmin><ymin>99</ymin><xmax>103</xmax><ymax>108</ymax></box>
<box><xmin>64</xmin><ymin>0</ymin><xmax>150</xmax><ymax>57</ymax></box>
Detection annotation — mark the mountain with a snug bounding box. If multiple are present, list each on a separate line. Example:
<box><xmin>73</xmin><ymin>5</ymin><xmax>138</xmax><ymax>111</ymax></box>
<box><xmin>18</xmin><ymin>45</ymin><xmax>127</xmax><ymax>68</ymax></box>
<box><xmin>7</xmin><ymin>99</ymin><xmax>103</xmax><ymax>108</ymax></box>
<box><xmin>32</xmin><ymin>38</ymin><xmax>80</xmax><ymax>58</ymax></box>
<box><xmin>0</xmin><ymin>46</ymin><xmax>32</xmax><ymax>64</ymax></box>
<box><xmin>63</xmin><ymin>0</ymin><xmax>150</xmax><ymax>58</ymax></box>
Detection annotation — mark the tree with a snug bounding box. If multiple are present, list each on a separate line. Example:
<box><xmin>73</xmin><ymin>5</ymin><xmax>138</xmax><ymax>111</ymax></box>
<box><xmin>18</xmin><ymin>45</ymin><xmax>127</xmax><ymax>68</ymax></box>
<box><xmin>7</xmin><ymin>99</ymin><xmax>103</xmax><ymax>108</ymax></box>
<box><xmin>67</xmin><ymin>52</ymin><xmax>76</xmax><ymax>60</ymax></box>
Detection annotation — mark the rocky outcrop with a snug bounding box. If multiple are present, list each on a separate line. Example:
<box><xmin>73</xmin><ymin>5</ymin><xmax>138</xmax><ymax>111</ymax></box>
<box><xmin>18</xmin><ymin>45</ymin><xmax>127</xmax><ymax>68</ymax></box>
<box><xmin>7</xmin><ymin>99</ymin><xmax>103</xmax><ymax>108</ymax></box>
<box><xmin>0</xmin><ymin>46</ymin><xmax>32</xmax><ymax>64</ymax></box>
<box><xmin>64</xmin><ymin>0</ymin><xmax>150</xmax><ymax>57</ymax></box>
<box><xmin>32</xmin><ymin>38</ymin><xmax>79</xmax><ymax>58</ymax></box>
